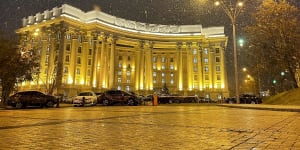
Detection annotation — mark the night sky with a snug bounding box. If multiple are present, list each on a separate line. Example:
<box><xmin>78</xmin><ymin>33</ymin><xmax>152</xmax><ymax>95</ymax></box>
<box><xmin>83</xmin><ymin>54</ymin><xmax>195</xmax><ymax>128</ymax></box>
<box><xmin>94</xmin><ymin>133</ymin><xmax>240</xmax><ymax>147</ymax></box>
<box><xmin>1</xmin><ymin>0</ymin><xmax>299</xmax><ymax>36</ymax></box>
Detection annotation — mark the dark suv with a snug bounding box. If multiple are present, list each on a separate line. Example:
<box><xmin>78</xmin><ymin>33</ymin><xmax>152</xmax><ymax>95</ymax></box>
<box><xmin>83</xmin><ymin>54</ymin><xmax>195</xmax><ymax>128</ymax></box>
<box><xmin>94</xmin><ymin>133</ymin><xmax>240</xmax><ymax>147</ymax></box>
<box><xmin>102</xmin><ymin>90</ymin><xmax>138</xmax><ymax>106</ymax></box>
<box><xmin>7</xmin><ymin>91</ymin><xmax>59</xmax><ymax>108</ymax></box>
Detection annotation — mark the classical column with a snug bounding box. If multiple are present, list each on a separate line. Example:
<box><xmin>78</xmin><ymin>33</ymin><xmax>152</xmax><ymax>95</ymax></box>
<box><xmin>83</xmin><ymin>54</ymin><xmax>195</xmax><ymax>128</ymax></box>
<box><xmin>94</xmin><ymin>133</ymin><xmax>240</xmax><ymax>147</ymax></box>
<box><xmin>177</xmin><ymin>42</ymin><xmax>183</xmax><ymax>91</ymax></box>
<box><xmin>139</xmin><ymin>41</ymin><xmax>145</xmax><ymax>90</ymax></box>
<box><xmin>135</xmin><ymin>42</ymin><xmax>142</xmax><ymax>90</ymax></box>
<box><xmin>186</xmin><ymin>42</ymin><xmax>193</xmax><ymax>91</ymax></box>
<box><xmin>92</xmin><ymin>33</ymin><xmax>101</xmax><ymax>88</ymax></box>
<box><xmin>99</xmin><ymin>32</ymin><xmax>107</xmax><ymax>89</ymax></box>
<box><xmin>108</xmin><ymin>35</ymin><xmax>116</xmax><ymax>89</ymax></box>
<box><xmin>145</xmin><ymin>41</ymin><xmax>153</xmax><ymax>90</ymax></box>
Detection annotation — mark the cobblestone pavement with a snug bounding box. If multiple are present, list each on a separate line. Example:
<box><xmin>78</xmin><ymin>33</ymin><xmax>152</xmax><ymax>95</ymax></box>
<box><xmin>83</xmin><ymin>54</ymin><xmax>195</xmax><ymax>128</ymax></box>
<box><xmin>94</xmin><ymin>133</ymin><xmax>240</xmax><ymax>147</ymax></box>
<box><xmin>0</xmin><ymin>105</ymin><xmax>299</xmax><ymax>149</ymax></box>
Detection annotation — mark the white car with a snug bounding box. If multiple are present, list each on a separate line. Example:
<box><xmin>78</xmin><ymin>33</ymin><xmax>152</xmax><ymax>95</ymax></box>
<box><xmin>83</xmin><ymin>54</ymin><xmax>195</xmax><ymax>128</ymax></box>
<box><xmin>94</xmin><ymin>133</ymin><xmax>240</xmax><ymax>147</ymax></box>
<box><xmin>73</xmin><ymin>91</ymin><xmax>97</xmax><ymax>106</ymax></box>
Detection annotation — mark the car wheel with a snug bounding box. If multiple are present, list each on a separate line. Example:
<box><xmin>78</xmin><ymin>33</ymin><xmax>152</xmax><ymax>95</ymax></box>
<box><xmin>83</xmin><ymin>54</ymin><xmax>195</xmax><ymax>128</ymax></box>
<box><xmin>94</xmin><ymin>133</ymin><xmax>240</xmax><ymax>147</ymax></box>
<box><xmin>16</xmin><ymin>102</ymin><xmax>23</xmax><ymax>109</ymax></box>
<box><xmin>103</xmin><ymin>99</ymin><xmax>110</xmax><ymax>106</ymax></box>
<box><xmin>46</xmin><ymin>101</ymin><xmax>54</xmax><ymax>107</ymax></box>
<box><xmin>127</xmin><ymin>99</ymin><xmax>135</xmax><ymax>106</ymax></box>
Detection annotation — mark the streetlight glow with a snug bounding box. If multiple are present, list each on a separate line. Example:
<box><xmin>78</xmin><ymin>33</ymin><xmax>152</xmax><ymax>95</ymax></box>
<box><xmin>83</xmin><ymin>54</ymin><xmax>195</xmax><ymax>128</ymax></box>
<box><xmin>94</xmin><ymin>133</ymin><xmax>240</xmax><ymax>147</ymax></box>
<box><xmin>215</xmin><ymin>0</ymin><xmax>245</xmax><ymax>104</ymax></box>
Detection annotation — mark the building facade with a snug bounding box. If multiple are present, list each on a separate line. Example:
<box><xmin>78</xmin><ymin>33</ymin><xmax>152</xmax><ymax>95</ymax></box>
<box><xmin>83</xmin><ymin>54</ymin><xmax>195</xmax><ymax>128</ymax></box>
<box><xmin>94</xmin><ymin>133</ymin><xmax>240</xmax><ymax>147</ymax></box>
<box><xmin>16</xmin><ymin>4</ymin><xmax>229</xmax><ymax>100</ymax></box>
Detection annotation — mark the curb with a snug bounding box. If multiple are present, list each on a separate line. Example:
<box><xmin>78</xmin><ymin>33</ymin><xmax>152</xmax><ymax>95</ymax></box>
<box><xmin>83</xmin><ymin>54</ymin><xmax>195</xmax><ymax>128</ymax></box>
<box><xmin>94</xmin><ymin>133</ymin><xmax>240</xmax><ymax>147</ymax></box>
<box><xmin>217</xmin><ymin>104</ymin><xmax>300</xmax><ymax>112</ymax></box>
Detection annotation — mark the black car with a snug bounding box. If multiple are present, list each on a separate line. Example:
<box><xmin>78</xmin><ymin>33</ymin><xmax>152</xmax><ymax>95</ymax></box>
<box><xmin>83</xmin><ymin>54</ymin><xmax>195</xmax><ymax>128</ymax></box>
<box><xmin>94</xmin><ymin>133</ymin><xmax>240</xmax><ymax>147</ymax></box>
<box><xmin>225</xmin><ymin>94</ymin><xmax>262</xmax><ymax>104</ymax></box>
<box><xmin>102</xmin><ymin>90</ymin><xmax>138</xmax><ymax>106</ymax></box>
<box><xmin>7</xmin><ymin>91</ymin><xmax>59</xmax><ymax>108</ymax></box>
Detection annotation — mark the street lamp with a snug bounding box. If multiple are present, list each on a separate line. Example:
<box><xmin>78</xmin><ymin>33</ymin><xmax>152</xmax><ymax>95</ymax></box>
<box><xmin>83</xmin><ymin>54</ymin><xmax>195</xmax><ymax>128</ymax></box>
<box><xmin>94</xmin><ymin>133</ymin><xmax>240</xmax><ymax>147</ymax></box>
<box><xmin>215</xmin><ymin>0</ymin><xmax>244</xmax><ymax>104</ymax></box>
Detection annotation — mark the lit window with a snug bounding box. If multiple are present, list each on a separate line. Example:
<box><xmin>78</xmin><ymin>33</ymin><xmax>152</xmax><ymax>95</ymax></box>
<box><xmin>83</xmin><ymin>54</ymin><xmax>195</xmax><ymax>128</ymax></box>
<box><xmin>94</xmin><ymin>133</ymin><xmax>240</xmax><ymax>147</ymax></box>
<box><xmin>153</xmin><ymin>72</ymin><xmax>157</xmax><ymax>77</ymax></box>
<box><xmin>170</xmin><ymin>73</ymin><xmax>174</xmax><ymax>77</ymax></box>
<box><xmin>153</xmin><ymin>57</ymin><xmax>157</xmax><ymax>63</ymax></box>
<box><xmin>76</xmin><ymin>68</ymin><xmax>80</xmax><ymax>75</ymax></box>
<box><xmin>118</xmin><ymin>71</ymin><xmax>122</xmax><ymax>75</ymax></box>
<box><xmin>66</xmin><ymin>34</ymin><xmax>71</xmax><ymax>40</ymax></box>
<box><xmin>117</xmin><ymin>86</ymin><xmax>121</xmax><ymax>90</ymax></box>
<box><xmin>119</xmin><ymin>62</ymin><xmax>122</xmax><ymax>68</ymax></box>
<box><xmin>64</xmin><ymin>67</ymin><xmax>68</xmax><ymax>73</ymax></box>
<box><xmin>205</xmin><ymin>66</ymin><xmax>209</xmax><ymax>72</ymax></box>
<box><xmin>193</xmin><ymin>49</ymin><xmax>197</xmax><ymax>55</ymax></box>
<box><xmin>161</xmin><ymin>57</ymin><xmax>166</xmax><ymax>63</ymax></box>
<box><xmin>126</xmin><ymin>71</ymin><xmax>131</xmax><ymax>76</ymax></box>
<box><xmin>204</xmin><ymin>48</ymin><xmax>208</xmax><ymax>54</ymax></box>
<box><xmin>153</xmin><ymin>78</ymin><xmax>157</xmax><ymax>83</ymax></box>
<box><xmin>193</xmin><ymin>57</ymin><xmax>197</xmax><ymax>63</ymax></box>
<box><xmin>170</xmin><ymin>64</ymin><xmax>174</xmax><ymax>70</ymax></box>
<box><xmin>162</xmin><ymin>73</ymin><xmax>165</xmax><ymax>77</ymax></box>
<box><xmin>127</xmin><ymin>79</ymin><xmax>130</xmax><ymax>83</ymax></box>
<box><xmin>204</xmin><ymin>58</ymin><xmax>209</xmax><ymax>64</ymax></box>
<box><xmin>126</xmin><ymin>86</ymin><xmax>130</xmax><ymax>91</ymax></box>
<box><xmin>118</xmin><ymin>78</ymin><xmax>121</xmax><ymax>83</ymax></box>
<box><xmin>170</xmin><ymin>79</ymin><xmax>174</xmax><ymax>84</ymax></box>
<box><xmin>161</xmin><ymin>65</ymin><xmax>165</xmax><ymax>70</ymax></box>
<box><xmin>162</xmin><ymin>79</ymin><xmax>166</xmax><ymax>83</ymax></box>
<box><xmin>153</xmin><ymin>64</ymin><xmax>157</xmax><ymax>70</ymax></box>
<box><xmin>45</xmin><ymin>55</ymin><xmax>49</xmax><ymax>64</ymax></box>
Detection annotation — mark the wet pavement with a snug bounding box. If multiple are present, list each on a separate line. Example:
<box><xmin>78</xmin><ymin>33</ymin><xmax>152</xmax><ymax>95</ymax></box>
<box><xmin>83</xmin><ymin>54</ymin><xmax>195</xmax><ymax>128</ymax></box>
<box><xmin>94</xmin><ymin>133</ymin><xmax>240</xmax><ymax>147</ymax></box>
<box><xmin>0</xmin><ymin>104</ymin><xmax>299</xmax><ymax>149</ymax></box>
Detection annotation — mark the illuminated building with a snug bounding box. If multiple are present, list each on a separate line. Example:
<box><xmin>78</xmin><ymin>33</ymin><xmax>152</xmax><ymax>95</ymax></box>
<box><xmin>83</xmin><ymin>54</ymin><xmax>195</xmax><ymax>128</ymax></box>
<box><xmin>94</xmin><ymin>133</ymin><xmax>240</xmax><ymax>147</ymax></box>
<box><xmin>16</xmin><ymin>4</ymin><xmax>229</xmax><ymax>100</ymax></box>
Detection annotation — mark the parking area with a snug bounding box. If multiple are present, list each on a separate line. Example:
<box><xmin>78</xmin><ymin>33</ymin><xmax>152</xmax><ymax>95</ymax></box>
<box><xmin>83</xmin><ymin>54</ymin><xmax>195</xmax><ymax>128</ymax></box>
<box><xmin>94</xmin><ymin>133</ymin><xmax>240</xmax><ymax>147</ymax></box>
<box><xmin>0</xmin><ymin>105</ymin><xmax>299</xmax><ymax>149</ymax></box>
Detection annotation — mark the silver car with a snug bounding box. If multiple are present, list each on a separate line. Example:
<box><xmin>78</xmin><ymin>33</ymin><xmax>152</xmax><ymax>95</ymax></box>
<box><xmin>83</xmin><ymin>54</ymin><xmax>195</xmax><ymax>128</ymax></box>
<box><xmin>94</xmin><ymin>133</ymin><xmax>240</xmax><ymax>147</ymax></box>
<box><xmin>73</xmin><ymin>91</ymin><xmax>97</xmax><ymax>107</ymax></box>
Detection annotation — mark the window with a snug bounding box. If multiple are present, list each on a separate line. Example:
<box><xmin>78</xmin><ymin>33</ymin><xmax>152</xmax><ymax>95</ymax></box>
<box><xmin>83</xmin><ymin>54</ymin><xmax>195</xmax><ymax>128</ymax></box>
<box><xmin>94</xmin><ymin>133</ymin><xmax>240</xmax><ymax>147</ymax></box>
<box><xmin>118</xmin><ymin>71</ymin><xmax>122</xmax><ymax>75</ymax></box>
<box><xmin>194</xmin><ymin>66</ymin><xmax>198</xmax><ymax>72</ymax></box>
<box><xmin>78</xmin><ymin>47</ymin><xmax>82</xmax><ymax>53</ymax></box>
<box><xmin>204</xmin><ymin>48</ymin><xmax>208</xmax><ymax>54</ymax></box>
<box><xmin>162</xmin><ymin>79</ymin><xmax>166</xmax><ymax>83</ymax></box>
<box><xmin>217</xmin><ymin>75</ymin><xmax>221</xmax><ymax>80</ymax></box>
<box><xmin>193</xmin><ymin>49</ymin><xmax>197</xmax><ymax>55</ymax></box>
<box><xmin>64</xmin><ymin>67</ymin><xmax>68</xmax><ymax>73</ymax></box>
<box><xmin>118</xmin><ymin>78</ymin><xmax>121</xmax><ymax>83</ymax></box>
<box><xmin>161</xmin><ymin>57</ymin><xmax>166</xmax><ymax>63</ymax></box>
<box><xmin>161</xmin><ymin>65</ymin><xmax>165</xmax><ymax>70</ymax></box>
<box><xmin>88</xmin><ymin>59</ymin><xmax>92</xmax><ymax>65</ymax></box>
<box><xmin>45</xmin><ymin>55</ymin><xmax>49</xmax><ymax>64</ymax></box>
<box><xmin>87</xmin><ymin>69</ymin><xmax>91</xmax><ymax>76</ymax></box>
<box><xmin>204</xmin><ymin>66</ymin><xmax>209</xmax><ymax>72</ymax></box>
<box><xmin>204</xmin><ymin>58</ymin><xmax>209</xmax><ymax>64</ymax></box>
<box><xmin>128</xmin><ymin>56</ymin><xmax>131</xmax><ymax>61</ymax></box>
<box><xmin>205</xmin><ymin>75</ymin><xmax>209</xmax><ymax>80</ymax></box>
<box><xmin>46</xmin><ymin>46</ymin><xmax>50</xmax><ymax>54</ymax></box>
<box><xmin>215</xmin><ymin>48</ymin><xmax>220</xmax><ymax>54</ymax></box>
<box><xmin>216</xmin><ymin>66</ymin><xmax>221</xmax><ymax>72</ymax></box>
<box><xmin>153</xmin><ymin>64</ymin><xmax>157</xmax><ymax>70</ymax></box>
<box><xmin>170</xmin><ymin>79</ymin><xmax>174</xmax><ymax>84</ymax></box>
<box><xmin>77</xmin><ymin>57</ymin><xmax>81</xmax><ymax>64</ymax></box>
<box><xmin>170</xmin><ymin>58</ymin><xmax>174</xmax><ymax>62</ymax></box>
<box><xmin>170</xmin><ymin>73</ymin><xmax>174</xmax><ymax>77</ymax></box>
<box><xmin>119</xmin><ymin>62</ymin><xmax>122</xmax><ymax>68</ymax></box>
<box><xmin>76</xmin><ymin>68</ymin><xmax>80</xmax><ymax>75</ymax></box>
<box><xmin>153</xmin><ymin>72</ymin><xmax>157</xmax><ymax>77</ymax></box>
<box><xmin>127</xmin><ymin>79</ymin><xmax>130</xmax><ymax>83</ymax></box>
<box><xmin>216</xmin><ymin>57</ymin><xmax>220</xmax><ymax>63</ymax></box>
<box><xmin>194</xmin><ymin>75</ymin><xmax>198</xmax><ymax>81</ymax></box>
<box><xmin>153</xmin><ymin>57</ymin><xmax>157</xmax><ymax>63</ymax></box>
<box><xmin>162</xmin><ymin>73</ymin><xmax>165</xmax><ymax>77</ymax></box>
<box><xmin>126</xmin><ymin>71</ymin><xmax>131</xmax><ymax>76</ymax></box>
<box><xmin>88</xmin><ymin>49</ymin><xmax>92</xmax><ymax>55</ymax></box>
<box><xmin>119</xmin><ymin>56</ymin><xmax>122</xmax><ymax>60</ymax></box>
<box><xmin>66</xmin><ymin>44</ymin><xmax>70</xmax><ymax>51</ymax></box>
<box><xmin>193</xmin><ymin>57</ymin><xmax>197</xmax><ymax>64</ymax></box>
<box><xmin>66</xmin><ymin>34</ymin><xmax>71</xmax><ymax>40</ymax></box>
<box><xmin>170</xmin><ymin>64</ymin><xmax>174</xmax><ymax>70</ymax></box>
<box><xmin>126</xmin><ymin>86</ymin><xmax>130</xmax><ymax>91</ymax></box>
<box><xmin>65</xmin><ymin>55</ymin><xmax>70</xmax><ymax>62</ymax></box>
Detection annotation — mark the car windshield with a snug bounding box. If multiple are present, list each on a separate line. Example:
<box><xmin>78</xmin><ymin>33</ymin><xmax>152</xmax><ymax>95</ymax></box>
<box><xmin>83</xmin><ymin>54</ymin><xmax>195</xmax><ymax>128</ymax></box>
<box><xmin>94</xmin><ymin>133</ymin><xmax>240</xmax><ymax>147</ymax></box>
<box><xmin>78</xmin><ymin>92</ymin><xmax>92</xmax><ymax>96</ymax></box>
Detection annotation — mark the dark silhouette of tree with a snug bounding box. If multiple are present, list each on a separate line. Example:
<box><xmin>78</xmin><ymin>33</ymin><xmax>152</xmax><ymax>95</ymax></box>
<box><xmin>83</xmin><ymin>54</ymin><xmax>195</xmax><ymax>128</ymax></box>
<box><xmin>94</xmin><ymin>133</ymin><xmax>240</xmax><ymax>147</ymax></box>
<box><xmin>0</xmin><ymin>35</ymin><xmax>39</xmax><ymax>104</ymax></box>
<box><xmin>244</xmin><ymin>0</ymin><xmax>300</xmax><ymax>91</ymax></box>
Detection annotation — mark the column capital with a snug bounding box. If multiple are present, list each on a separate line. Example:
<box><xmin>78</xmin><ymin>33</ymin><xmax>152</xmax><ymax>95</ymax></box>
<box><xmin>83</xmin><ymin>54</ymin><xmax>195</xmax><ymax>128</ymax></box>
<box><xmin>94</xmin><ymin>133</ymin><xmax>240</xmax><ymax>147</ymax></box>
<box><xmin>177</xmin><ymin>42</ymin><xmax>182</xmax><ymax>49</ymax></box>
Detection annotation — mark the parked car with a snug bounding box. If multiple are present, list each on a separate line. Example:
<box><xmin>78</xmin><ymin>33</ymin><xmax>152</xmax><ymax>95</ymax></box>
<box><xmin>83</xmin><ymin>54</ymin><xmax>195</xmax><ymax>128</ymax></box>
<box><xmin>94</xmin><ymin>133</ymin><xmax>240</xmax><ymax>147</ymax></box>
<box><xmin>225</xmin><ymin>94</ymin><xmax>262</xmax><ymax>104</ymax></box>
<box><xmin>7</xmin><ymin>91</ymin><xmax>59</xmax><ymax>109</ymax></box>
<box><xmin>73</xmin><ymin>91</ymin><xmax>97</xmax><ymax>107</ymax></box>
<box><xmin>102</xmin><ymin>90</ymin><xmax>138</xmax><ymax>106</ymax></box>
<box><xmin>95</xmin><ymin>92</ymin><xmax>104</xmax><ymax>104</ymax></box>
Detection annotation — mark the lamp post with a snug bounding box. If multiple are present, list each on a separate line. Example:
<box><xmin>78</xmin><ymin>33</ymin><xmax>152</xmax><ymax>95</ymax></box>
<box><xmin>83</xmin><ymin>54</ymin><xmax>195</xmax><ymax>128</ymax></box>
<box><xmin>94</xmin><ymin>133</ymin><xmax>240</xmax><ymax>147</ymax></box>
<box><xmin>215</xmin><ymin>0</ymin><xmax>244</xmax><ymax>104</ymax></box>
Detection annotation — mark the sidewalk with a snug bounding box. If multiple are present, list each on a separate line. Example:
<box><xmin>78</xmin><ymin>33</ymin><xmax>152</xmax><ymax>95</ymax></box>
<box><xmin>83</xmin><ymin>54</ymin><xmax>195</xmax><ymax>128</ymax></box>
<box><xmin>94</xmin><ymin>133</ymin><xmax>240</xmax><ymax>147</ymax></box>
<box><xmin>218</xmin><ymin>104</ymin><xmax>300</xmax><ymax>112</ymax></box>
